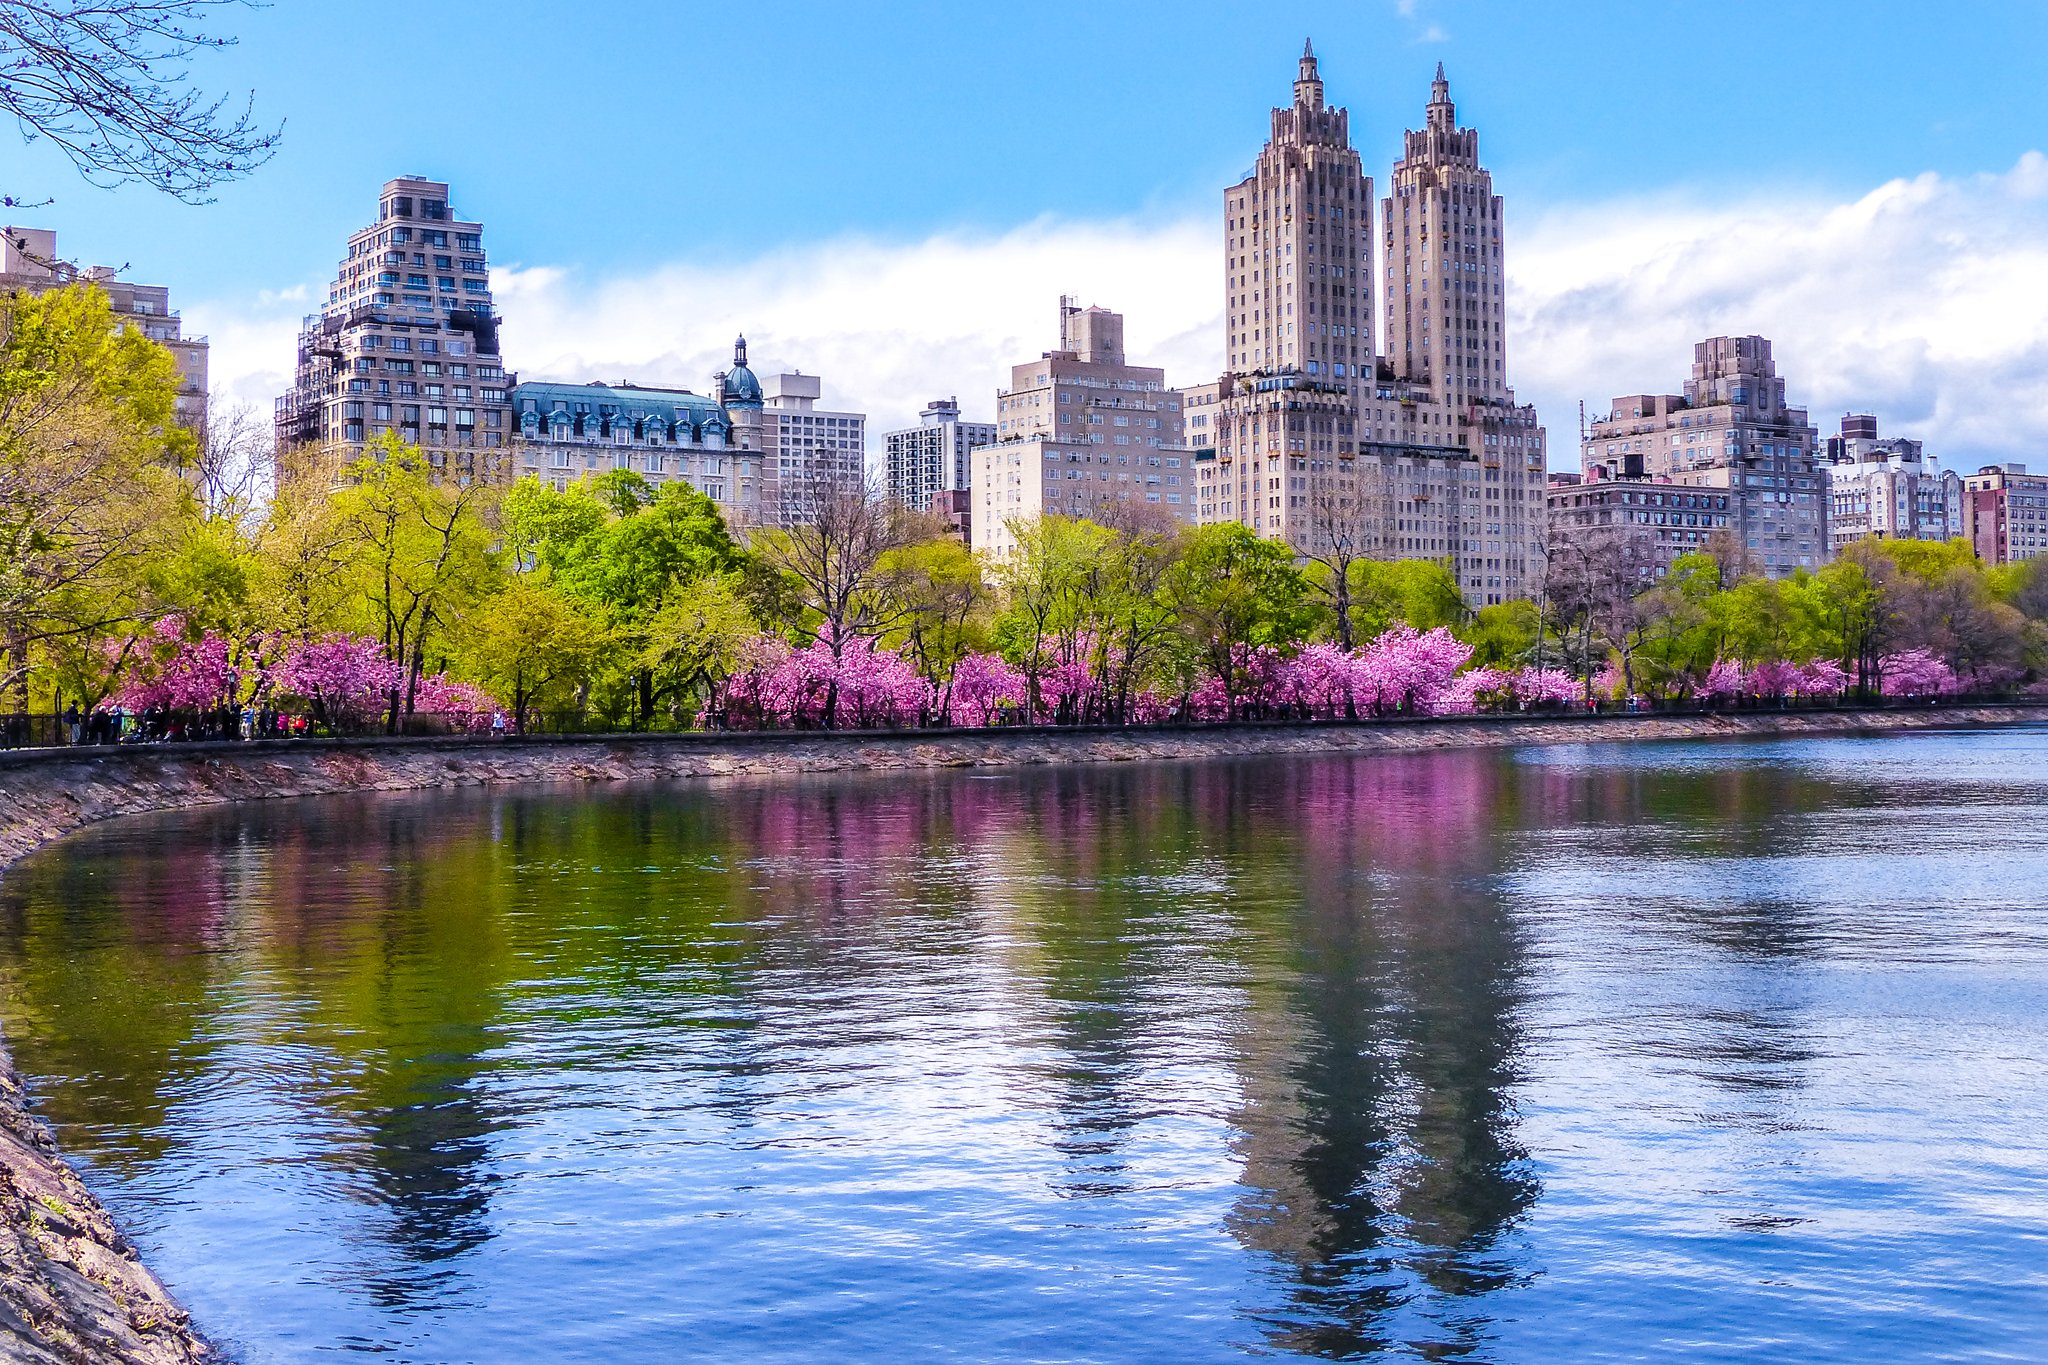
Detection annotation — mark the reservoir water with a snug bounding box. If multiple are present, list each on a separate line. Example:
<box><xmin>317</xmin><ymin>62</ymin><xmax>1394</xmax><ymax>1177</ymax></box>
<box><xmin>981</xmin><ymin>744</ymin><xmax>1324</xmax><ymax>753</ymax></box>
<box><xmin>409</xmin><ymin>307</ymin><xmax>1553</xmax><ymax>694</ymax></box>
<box><xmin>3</xmin><ymin>729</ymin><xmax>2047</xmax><ymax>1362</ymax></box>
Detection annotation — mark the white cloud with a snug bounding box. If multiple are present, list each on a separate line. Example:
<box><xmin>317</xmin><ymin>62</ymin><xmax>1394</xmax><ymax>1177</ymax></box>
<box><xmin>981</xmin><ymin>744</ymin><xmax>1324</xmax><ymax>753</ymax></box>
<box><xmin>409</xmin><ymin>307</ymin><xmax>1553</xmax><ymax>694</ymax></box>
<box><xmin>488</xmin><ymin>217</ymin><xmax>1226</xmax><ymax>447</ymax></box>
<box><xmin>1510</xmin><ymin>152</ymin><xmax>2048</xmax><ymax>466</ymax></box>
<box><xmin>189</xmin><ymin>154</ymin><xmax>2048</xmax><ymax>473</ymax></box>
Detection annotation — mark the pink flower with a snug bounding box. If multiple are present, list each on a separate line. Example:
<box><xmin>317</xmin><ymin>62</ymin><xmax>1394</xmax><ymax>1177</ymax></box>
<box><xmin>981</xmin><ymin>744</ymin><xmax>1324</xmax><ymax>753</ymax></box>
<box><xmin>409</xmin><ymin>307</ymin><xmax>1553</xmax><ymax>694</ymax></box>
<box><xmin>1794</xmin><ymin>660</ymin><xmax>1850</xmax><ymax>697</ymax></box>
<box><xmin>414</xmin><ymin>674</ymin><xmax>500</xmax><ymax>732</ymax></box>
<box><xmin>1745</xmin><ymin>660</ymin><xmax>1801</xmax><ymax>700</ymax></box>
<box><xmin>1702</xmin><ymin>659</ymin><xmax>1744</xmax><ymax>699</ymax></box>
<box><xmin>273</xmin><ymin>635</ymin><xmax>404</xmax><ymax>731</ymax></box>
<box><xmin>949</xmin><ymin>653</ymin><xmax>1026</xmax><ymax>726</ymax></box>
<box><xmin>1511</xmin><ymin>668</ymin><xmax>1577</xmax><ymax>705</ymax></box>
<box><xmin>1879</xmin><ymin>649</ymin><xmax>1957</xmax><ymax>697</ymax></box>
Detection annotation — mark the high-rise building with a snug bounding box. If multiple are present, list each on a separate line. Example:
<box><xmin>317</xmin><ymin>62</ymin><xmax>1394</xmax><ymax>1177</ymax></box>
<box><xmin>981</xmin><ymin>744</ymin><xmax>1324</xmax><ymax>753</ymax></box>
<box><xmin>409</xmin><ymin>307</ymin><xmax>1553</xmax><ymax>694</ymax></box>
<box><xmin>1</xmin><ymin>226</ymin><xmax>208</xmax><ymax>431</ymax></box>
<box><xmin>1581</xmin><ymin>336</ymin><xmax>1825</xmax><ymax>578</ymax></box>
<box><xmin>1381</xmin><ymin>64</ymin><xmax>1548</xmax><ymax>599</ymax></box>
<box><xmin>994</xmin><ymin>298</ymin><xmax>1186</xmax><ymax>449</ymax></box>
<box><xmin>1962</xmin><ymin>463</ymin><xmax>2048</xmax><ymax>564</ymax></box>
<box><xmin>1822</xmin><ymin>414</ymin><xmax>1962</xmax><ymax>551</ymax></box>
<box><xmin>973</xmin><ymin>301</ymin><xmax>1196</xmax><ymax>557</ymax></box>
<box><xmin>1191</xmin><ymin>49</ymin><xmax>1545</xmax><ymax>606</ymax></box>
<box><xmin>729</xmin><ymin>360</ymin><xmax>868</xmax><ymax>527</ymax></box>
<box><xmin>274</xmin><ymin>176</ymin><xmax>513</xmax><ymax>481</ymax></box>
<box><xmin>884</xmin><ymin>397</ymin><xmax>995</xmax><ymax>514</ymax></box>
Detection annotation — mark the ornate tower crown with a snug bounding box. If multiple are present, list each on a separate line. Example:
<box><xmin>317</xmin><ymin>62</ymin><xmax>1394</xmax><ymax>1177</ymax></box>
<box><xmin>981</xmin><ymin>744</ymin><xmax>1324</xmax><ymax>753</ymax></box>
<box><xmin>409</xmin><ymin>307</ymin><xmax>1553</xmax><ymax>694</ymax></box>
<box><xmin>1427</xmin><ymin>62</ymin><xmax>1455</xmax><ymax>131</ymax></box>
<box><xmin>1295</xmin><ymin>38</ymin><xmax>1324</xmax><ymax>111</ymax></box>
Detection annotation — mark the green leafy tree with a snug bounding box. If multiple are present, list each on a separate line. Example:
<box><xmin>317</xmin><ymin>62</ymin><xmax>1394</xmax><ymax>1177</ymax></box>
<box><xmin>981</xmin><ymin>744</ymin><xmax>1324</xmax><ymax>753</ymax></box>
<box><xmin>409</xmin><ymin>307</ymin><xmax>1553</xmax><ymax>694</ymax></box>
<box><xmin>496</xmin><ymin>472</ymin><xmax>747</xmax><ymax>727</ymax></box>
<box><xmin>1350</xmin><ymin>558</ymin><xmax>1467</xmax><ymax>639</ymax></box>
<box><xmin>1160</xmin><ymin>523</ymin><xmax>1312</xmax><ymax>717</ymax></box>
<box><xmin>879</xmin><ymin>535</ymin><xmax>987</xmax><ymax>719</ymax></box>
<box><xmin>640</xmin><ymin>576</ymin><xmax>760</xmax><ymax>726</ymax></box>
<box><xmin>0</xmin><ymin>284</ymin><xmax>196</xmax><ymax>709</ymax></box>
<box><xmin>465</xmin><ymin>579</ymin><xmax>610</xmax><ymax>733</ymax></box>
<box><xmin>330</xmin><ymin>435</ymin><xmax>500</xmax><ymax>727</ymax></box>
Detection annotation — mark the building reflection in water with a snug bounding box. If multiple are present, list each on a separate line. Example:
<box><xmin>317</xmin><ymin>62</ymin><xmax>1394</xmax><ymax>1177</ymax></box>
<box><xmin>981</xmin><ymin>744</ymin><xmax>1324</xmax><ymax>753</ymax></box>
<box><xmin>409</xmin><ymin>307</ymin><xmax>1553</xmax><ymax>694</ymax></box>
<box><xmin>0</xmin><ymin>750</ymin><xmax>1599</xmax><ymax>1350</ymax></box>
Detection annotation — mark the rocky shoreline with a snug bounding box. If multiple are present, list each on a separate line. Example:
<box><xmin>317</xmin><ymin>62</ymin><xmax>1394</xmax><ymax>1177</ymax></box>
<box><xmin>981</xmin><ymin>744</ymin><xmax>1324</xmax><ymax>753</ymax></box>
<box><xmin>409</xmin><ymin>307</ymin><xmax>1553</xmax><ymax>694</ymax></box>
<box><xmin>0</xmin><ymin>1060</ymin><xmax>211</xmax><ymax>1363</ymax></box>
<box><xmin>1</xmin><ymin>703</ymin><xmax>2045</xmax><ymax>1362</ymax></box>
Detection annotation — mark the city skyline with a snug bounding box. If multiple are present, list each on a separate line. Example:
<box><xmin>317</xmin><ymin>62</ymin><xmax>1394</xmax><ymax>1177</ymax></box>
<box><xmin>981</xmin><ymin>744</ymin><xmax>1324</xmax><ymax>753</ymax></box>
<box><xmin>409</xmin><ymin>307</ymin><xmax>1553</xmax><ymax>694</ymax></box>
<box><xmin>2</xmin><ymin>3</ymin><xmax>2044</xmax><ymax>468</ymax></box>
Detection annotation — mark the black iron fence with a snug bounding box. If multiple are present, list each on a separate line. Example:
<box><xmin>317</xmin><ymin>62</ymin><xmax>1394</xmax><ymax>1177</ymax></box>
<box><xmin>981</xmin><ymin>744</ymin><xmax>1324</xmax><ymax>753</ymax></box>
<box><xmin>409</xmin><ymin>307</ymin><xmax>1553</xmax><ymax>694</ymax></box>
<box><xmin>0</xmin><ymin>690</ymin><xmax>2026</xmax><ymax>753</ymax></box>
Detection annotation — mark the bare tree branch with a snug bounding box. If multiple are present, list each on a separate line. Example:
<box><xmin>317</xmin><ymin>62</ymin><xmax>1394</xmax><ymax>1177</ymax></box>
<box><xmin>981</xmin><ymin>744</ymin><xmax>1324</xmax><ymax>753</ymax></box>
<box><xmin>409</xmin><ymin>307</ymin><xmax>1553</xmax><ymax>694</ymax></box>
<box><xmin>0</xmin><ymin>0</ymin><xmax>280</xmax><ymax>202</ymax></box>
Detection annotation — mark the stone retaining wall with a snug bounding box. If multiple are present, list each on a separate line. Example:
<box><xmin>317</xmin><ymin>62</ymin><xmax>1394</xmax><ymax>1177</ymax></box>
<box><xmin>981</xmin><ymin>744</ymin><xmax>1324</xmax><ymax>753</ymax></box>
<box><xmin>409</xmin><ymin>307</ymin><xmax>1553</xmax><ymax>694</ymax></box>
<box><xmin>2</xmin><ymin>703</ymin><xmax>2045</xmax><ymax>1362</ymax></box>
<box><xmin>4</xmin><ymin>705</ymin><xmax>2045</xmax><ymax>876</ymax></box>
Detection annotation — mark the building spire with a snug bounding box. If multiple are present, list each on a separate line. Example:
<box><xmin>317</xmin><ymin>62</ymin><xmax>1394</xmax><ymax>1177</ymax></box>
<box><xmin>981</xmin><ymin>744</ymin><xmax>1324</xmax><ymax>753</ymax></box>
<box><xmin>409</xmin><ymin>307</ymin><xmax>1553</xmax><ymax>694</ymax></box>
<box><xmin>734</xmin><ymin>334</ymin><xmax>748</xmax><ymax>367</ymax></box>
<box><xmin>1294</xmin><ymin>38</ymin><xmax>1324</xmax><ymax>110</ymax></box>
<box><xmin>1427</xmin><ymin>62</ymin><xmax>1455</xmax><ymax>129</ymax></box>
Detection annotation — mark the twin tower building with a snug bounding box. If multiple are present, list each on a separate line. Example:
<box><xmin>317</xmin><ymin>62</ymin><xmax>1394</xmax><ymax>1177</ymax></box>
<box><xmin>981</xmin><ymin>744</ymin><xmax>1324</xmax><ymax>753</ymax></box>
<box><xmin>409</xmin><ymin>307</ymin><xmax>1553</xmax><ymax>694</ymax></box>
<box><xmin>975</xmin><ymin>45</ymin><xmax>1546</xmax><ymax>606</ymax></box>
<box><xmin>274</xmin><ymin>45</ymin><xmax>1547</xmax><ymax>605</ymax></box>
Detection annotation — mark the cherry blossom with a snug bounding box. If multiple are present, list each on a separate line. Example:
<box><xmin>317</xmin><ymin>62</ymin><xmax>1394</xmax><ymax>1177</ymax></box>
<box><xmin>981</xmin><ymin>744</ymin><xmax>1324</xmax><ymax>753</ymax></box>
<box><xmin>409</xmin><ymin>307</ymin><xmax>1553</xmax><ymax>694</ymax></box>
<box><xmin>1878</xmin><ymin>649</ymin><xmax>1958</xmax><ymax>697</ymax></box>
<box><xmin>949</xmin><ymin>653</ymin><xmax>1026</xmax><ymax>727</ymax></box>
<box><xmin>272</xmin><ymin>635</ymin><xmax>405</xmax><ymax>732</ymax></box>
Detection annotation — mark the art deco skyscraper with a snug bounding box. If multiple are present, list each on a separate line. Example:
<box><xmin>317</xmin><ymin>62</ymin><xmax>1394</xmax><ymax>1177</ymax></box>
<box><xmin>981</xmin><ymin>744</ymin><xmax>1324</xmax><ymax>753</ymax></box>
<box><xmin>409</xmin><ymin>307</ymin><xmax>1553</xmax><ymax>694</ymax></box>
<box><xmin>1383</xmin><ymin>67</ymin><xmax>1547</xmax><ymax>600</ymax></box>
<box><xmin>1194</xmin><ymin>52</ymin><xmax>1546</xmax><ymax>606</ymax></box>
<box><xmin>1223</xmin><ymin>42</ymin><xmax>1373</xmax><ymax>387</ymax></box>
<box><xmin>1204</xmin><ymin>42</ymin><xmax>1377</xmax><ymax>542</ymax></box>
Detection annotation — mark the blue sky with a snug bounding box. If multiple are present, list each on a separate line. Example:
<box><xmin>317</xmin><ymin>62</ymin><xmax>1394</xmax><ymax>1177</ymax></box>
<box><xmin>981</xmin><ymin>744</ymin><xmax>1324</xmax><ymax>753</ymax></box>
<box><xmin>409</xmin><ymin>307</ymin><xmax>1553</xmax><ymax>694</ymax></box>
<box><xmin>4</xmin><ymin>0</ymin><xmax>2046</xmax><ymax>464</ymax></box>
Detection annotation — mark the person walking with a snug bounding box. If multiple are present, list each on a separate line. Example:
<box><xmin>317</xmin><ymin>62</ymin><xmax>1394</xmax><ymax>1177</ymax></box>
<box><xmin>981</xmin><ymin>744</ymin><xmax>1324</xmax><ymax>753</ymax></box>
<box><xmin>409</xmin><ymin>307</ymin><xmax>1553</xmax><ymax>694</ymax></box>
<box><xmin>491</xmin><ymin>710</ymin><xmax>507</xmax><ymax>740</ymax></box>
<box><xmin>61</xmin><ymin>702</ymin><xmax>80</xmax><ymax>746</ymax></box>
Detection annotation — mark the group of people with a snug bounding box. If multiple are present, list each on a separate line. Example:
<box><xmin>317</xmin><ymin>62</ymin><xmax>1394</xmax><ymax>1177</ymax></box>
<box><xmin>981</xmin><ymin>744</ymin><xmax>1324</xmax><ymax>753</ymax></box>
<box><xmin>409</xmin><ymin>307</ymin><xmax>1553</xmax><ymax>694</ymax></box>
<box><xmin>0</xmin><ymin>703</ymin><xmax>323</xmax><ymax>749</ymax></box>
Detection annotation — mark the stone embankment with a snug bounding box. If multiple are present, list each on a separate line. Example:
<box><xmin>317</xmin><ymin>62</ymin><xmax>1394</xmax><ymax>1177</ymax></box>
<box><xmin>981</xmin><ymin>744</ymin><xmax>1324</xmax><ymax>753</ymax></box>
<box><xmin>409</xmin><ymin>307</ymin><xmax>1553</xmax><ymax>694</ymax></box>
<box><xmin>0</xmin><ymin>1062</ymin><xmax>210</xmax><ymax>1363</ymax></box>
<box><xmin>2</xmin><ymin>702</ymin><xmax>2047</xmax><ymax>1362</ymax></box>
<box><xmin>4</xmin><ymin>704</ymin><xmax>2047</xmax><ymax>874</ymax></box>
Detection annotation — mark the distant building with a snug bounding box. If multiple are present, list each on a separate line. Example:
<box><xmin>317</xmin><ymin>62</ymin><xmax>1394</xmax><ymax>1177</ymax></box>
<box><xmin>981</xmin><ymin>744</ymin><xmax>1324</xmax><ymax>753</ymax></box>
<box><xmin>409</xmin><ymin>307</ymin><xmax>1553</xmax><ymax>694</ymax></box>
<box><xmin>1544</xmin><ymin>471</ymin><xmax>1736</xmax><ymax>578</ymax></box>
<box><xmin>994</xmin><ymin>298</ymin><xmax>1186</xmax><ymax>450</ymax></box>
<box><xmin>1581</xmin><ymin>335</ymin><xmax>1825</xmax><ymax>578</ymax></box>
<box><xmin>1180</xmin><ymin>380</ymin><xmax>1223</xmax><ymax>457</ymax></box>
<box><xmin>1963</xmin><ymin>463</ymin><xmax>2048</xmax><ymax>564</ymax></box>
<box><xmin>975</xmin><ymin>435</ymin><xmax>1200</xmax><ymax>559</ymax></box>
<box><xmin>730</xmin><ymin>358</ymin><xmax>868</xmax><ymax>528</ymax></box>
<box><xmin>273</xmin><ymin>176</ymin><xmax>513</xmax><ymax>482</ymax></box>
<box><xmin>1822</xmin><ymin>414</ymin><xmax>1962</xmax><ymax>552</ymax></box>
<box><xmin>974</xmin><ymin>299</ymin><xmax>1195</xmax><ymax>557</ymax></box>
<box><xmin>933</xmin><ymin>489</ymin><xmax>973</xmax><ymax>544</ymax></box>
<box><xmin>510</xmin><ymin>378</ymin><xmax>756</xmax><ymax>516</ymax></box>
<box><xmin>883</xmin><ymin>397</ymin><xmax>995</xmax><ymax>513</ymax></box>
<box><xmin>1</xmin><ymin>226</ymin><xmax>208</xmax><ymax>431</ymax></box>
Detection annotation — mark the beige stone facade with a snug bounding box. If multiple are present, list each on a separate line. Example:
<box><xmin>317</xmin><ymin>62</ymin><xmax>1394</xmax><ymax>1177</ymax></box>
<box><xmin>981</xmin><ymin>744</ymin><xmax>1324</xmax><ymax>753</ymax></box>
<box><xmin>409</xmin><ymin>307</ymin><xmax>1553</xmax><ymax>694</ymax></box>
<box><xmin>1582</xmin><ymin>336</ymin><xmax>1825</xmax><ymax>578</ymax></box>
<box><xmin>508</xmin><ymin>376</ymin><xmax>757</xmax><ymax>517</ymax></box>
<box><xmin>1193</xmin><ymin>50</ymin><xmax>1545</xmax><ymax>606</ymax></box>
<box><xmin>1544</xmin><ymin>473</ymin><xmax>1737</xmax><ymax>579</ymax></box>
<box><xmin>971</xmin><ymin>433</ymin><xmax>1199</xmax><ymax>559</ymax></box>
<box><xmin>1</xmin><ymin>226</ymin><xmax>208</xmax><ymax>432</ymax></box>
<box><xmin>974</xmin><ymin>299</ymin><xmax>1194</xmax><ymax>555</ymax></box>
<box><xmin>274</xmin><ymin>177</ymin><xmax>513</xmax><ymax>484</ymax></box>
<box><xmin>1821</xmin><ymin>414</ymin><xmax>1961</xmax><ymax>551</ymax></box>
